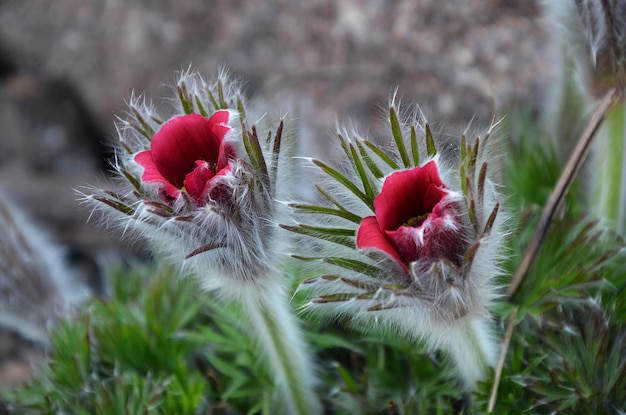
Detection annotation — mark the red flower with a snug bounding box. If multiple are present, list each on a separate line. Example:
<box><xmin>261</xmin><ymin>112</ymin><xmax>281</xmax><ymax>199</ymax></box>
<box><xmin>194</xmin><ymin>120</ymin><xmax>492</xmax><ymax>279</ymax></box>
<box><xmin>135</xmin><ymin>111</ymin><xmax>233</xmax><ymax>203</ymax></box>
<box><xmin>356</xmin><ymin>161</ymin><xmax>466</xmax><ymax>273</ymax></box>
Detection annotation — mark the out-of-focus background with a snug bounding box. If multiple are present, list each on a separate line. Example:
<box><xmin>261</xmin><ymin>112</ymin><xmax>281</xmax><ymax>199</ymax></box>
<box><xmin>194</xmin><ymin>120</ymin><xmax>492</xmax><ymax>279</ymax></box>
<box><xmin>0</xmin><ymin>0</ymin><xmax>551</xmax><ymax>387</ymax></box>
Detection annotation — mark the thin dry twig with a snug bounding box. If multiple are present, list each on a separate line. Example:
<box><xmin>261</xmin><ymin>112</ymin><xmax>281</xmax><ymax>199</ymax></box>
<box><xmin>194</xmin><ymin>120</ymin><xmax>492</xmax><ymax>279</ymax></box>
<box><xmin>488</xmin><ymin>307</ymin><xmax>519</xmax><ymax>413</ymax></box>
<box><xmin>507</xmin><ymin>88</ymin><xmax>623</xmax><ymax>299</ymax></box>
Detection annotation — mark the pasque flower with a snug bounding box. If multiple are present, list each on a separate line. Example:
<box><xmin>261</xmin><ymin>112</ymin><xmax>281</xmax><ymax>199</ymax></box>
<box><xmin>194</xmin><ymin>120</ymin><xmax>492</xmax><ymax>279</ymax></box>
<box><xmin>356</xmin><ymin>161</ymin><xmax>467</xmax><ymax>275</ymax></box>
<box><xmin>134</xmin><ymin>112</ymin><xmax>234</xmax><ymax>204</ymax></box>
<box><xmin>83</xmin><ymin>71</ymin><xmax>320</xmax><ymax>414</ymax></box>
<box><xmin>287</xmin><ymin>105</ymin><xmax>505</xmax><ymax>388</ymax></box>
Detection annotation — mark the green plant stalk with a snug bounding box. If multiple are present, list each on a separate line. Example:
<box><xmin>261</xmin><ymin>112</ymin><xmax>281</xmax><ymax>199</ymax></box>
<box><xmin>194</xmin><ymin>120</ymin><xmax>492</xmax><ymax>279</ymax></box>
<box><xmin>240</xmin><ymin>280</ymin><xmax>320</xmax><ymax>415</ymax></box>
<box><xmin>593</xmin><ymin>103</ymin><xmax>626</xmax><ymax>234</ymax></box>
<box><xmin>444</xmin><ymin>316</ymin><xmax>496</xmax><ymax>389</ymax></box>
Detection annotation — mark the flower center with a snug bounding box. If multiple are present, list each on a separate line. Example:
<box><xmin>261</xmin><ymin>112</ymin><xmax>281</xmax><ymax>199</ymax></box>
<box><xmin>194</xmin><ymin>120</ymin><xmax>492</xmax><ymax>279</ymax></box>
<box><xmin>402</xmin><ymin>211</ymin><xmax>430</xmax><ymax>228</ymax></box>
<box><xmin>206</xmin><ymin>161</ymin><xmax>217</xmax><ymax>174</ymax></box>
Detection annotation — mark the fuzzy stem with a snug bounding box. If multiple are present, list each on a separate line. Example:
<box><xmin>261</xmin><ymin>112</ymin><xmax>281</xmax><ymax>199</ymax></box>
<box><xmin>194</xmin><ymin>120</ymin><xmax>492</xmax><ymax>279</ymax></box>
<box><xmin>239</xmin><ymin>281</ymin><xmax>321</xmax><ymax>415</ymax></box>
<box><xmin>445</xmin><ymin>316</ymin><xmax>497</xmax><ymax>388</ymax></box>
<box><xmin>592</xmin><ymin>103</ymin><xmax>626</xmax><ymax>234</ymax></box>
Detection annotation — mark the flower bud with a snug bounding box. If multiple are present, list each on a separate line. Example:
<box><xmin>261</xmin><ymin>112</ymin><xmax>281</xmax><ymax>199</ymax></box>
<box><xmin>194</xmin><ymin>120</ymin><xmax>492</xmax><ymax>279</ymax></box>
<box><xmin>83</xmin><ymin>70</ymin><xmax>322</xmax><ymax>414</ymax></box>
<box><xmin>83</xmin><ymin>72</ymin><xmax>281</xmax><ymax>292</ymax></box>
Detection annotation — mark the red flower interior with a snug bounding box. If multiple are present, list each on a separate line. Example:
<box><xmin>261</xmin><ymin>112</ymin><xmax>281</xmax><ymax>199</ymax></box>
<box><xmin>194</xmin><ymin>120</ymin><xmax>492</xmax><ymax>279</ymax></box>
<box><xmin>135</xmin><ymin>111</ymin><xmax>232</xmax><ymax>203</ymax></box>
<box><xmin>356</xmin><ymin>161</ymin><xmax>466</xmax><ymax>273</ymax></box>
<box><xmin>374</xmin><ymin>161</ymin><xmax>447</xmax><ymax>233</ymax></box>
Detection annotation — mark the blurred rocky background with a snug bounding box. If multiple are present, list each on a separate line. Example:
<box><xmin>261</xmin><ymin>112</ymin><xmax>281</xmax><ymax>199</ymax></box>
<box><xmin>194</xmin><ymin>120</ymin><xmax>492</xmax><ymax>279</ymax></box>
<box><xmin>0</xmin><ymin>0</ymin><xmax>552</xmax><ymax>389</ymax></box>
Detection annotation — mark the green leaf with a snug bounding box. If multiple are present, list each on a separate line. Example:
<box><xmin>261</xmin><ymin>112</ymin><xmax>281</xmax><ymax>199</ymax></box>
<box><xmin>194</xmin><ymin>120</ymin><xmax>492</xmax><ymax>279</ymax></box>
<box><xmin>355</xmin><ymin>139</ymin><xmax>385</xmax><ymax>179</ymax></box>
<box><xmin>177</xmin><ymin>84</ymin><xmax>194</xmax><ymax>114</ymax></box>
<box><xmin>313</xmin><ymin>159</ymin><xmax>372</xmax><ymax>209</ymax></box>
<box><xmin>292</xmin><ymin>255</ymin><xmax>381</xmax><ymax>277</ymax></box>
<box><xmin>288</xmin><ymin>202</ymin><xmax>362</xmax><ymax>224</ymax></box>
<box><xmin>425</xmin><ymin>122</ymin><xmax>437</xmax><ymax>157</ymax></box>
<box><xmin>195</xmin><ymin>95</ymin><xmax>208</xmax><ymax>117</ymax></box>
<box><xmin>338</xmin><ymin>364</ymin><xmax>360</xmax><ymax>394</ymax></box>
<box><xmin>241</xmin><ymin>124</ymin><xmax>270</xmax><ymax>187</ymax></box>
<box><xmin>364</xmin><ymin>139</ymin><xmax>400</xmax><ymax>170</ymax></box>
<box><xmin>410</xmin><ymin>124</ymin><xmax>420</xmax><ymax>166</ymax></box>
<box><xmin>390</xmin><ymin>106</ymin><xmax>410</xmax><ymax>168</ymax></box>
<box><xmin>130</xmin><ymin>106</ymin><xmax>155</xmax><ymax>140</ymax></box>
<box><xmin>280</xmin><ymin>223</ymin><xmax>356</xmax><ymax>248</ymax></box>
<box><xmin>349</xmin><ymin>143</ymin><xmax>375</xmax><ymax>200</ymax></box>
<box><xmin>314</xmin><ymin>184</ymin><xmax>369</xmax><ymax>217</ymax></box>
<box><xmin>237</xmin><ymin>94</ymin><xmax>247</xmax><ymax>119</ymax></box>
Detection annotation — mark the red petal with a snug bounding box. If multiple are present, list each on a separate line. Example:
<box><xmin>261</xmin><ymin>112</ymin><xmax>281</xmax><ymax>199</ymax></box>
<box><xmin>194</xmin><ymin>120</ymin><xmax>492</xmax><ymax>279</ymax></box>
<box><xmin>184</xmin><ymin>160</ymin><xmax>216</xmax><ymax>202</ymax></box>
<box><xmin>385</xmin><ymin>226</ymin><xmax>419</xmax><ymax>263</ymax></box>
<box><xmin>135</xmin><ymin>150</ymin><xmax>180</xmax><ymax>198</ymax></box>
<box><xmin>374</xmin><ymin>161</ymin><xmax>446</xmax><ymax>232</ymax></box>
<box><xmin>208</xmin><ymin>110</ymin><xmax>231</xmax><ymax>140</ymax></box>
<box><xmin>150</xmin><ymin>113</ymin><xmax>226</xmax><ymax>188</ymax></box>
<box><xmin>206</xmin><ymin>165</ymin><xmax>233</xmax><ymax>204</ymax></box>
<box><xmin>356</xmin><ymin>216</ymin><xmax>406</xmax><ymax>267</ymax></box>
<box><xmin>218</xmin><ymin>142</ymin><xmax>236</xmax><ymax>171</ymax></box>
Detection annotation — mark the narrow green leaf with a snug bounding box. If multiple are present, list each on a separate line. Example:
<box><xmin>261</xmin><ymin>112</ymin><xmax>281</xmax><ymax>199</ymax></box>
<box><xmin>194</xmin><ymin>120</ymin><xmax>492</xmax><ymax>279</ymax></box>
<box><xmin>483</xmin><ymin>202</ymin><xmax>500</xmax><ymax>235</ymax></box>
<box><xmin>205</xmin><ymin>85</ymin><xmax>219</xmax><ymax>111</ymax></box>
<box><xmin>143</xmin><ymin>201</ymin><xmax>176</xmax><ymax>218</ymax></box>
<box><xmin>119</xmin><ymin>168</ymin><xmax>142</xmax><ymax>193</ymax></box>
<box><xmin>364</xmin><ymin>140</ymin><xmax>400</xmax><ymax>170</ymax></box>
<box><xmin>315</xmin><ymin>185</ymin><xmax>354</xmax><ymax>213</ymax></box>
<box><xmin>337</xmin><ymin>133</ymin><xmax>354</xmax><ymax>162</ymax></box>
<box><xmin>195</xmin><ymin>96</ymin><xmax>208</xmax><ymax>117</ymax></box>
<box><xmin>150</xmin><ymin>115</ymin><xmax>164</xmax><ymax>126</ymax></box>
<box><xmin>236</xmin><ymin>95</ymin><xmax>246</xmax><ymax>119</ymax></box>
<box><xmin>269</xmin><ymin>120</ymin><xmax>284</xmax><ymax>186</ymax></box>
<box><xmin>460</xmin><ymin>134</ymin><xmax>467</xmax><ymax>160</ymax></box>
<box><xmin>217</xmin><ymin>79</ymin><xmax>226</xmax><ymax>109</ymax></box>
<box><xmin>469</xmin><ymin>136</ymin><xmax>479</xmax><ymax>177</ymax></box>
<box><xmin>315</xmin><ymin>293</ymin><xmax>359</xmax><ymax>303</ymax></box>
<box><xmin>355</xmin><ymin>140</ymin><xmax>385</xmax><ymax>178</ymax></box>
<box><xmin>313</xmin><ymin>159</ymin><xmax>371</xmax><ymax>209</ymax></box>
<box><xmin>323</xmin><ymin>257</ymin><xmax>382</xmax><ymax>277</ymax></box>
<box><xmin>292</xmin><ymin>255</ymin><xmax>381</xmax><ymax>277</ymax></box>
<box><xmin>349</xmin><ymin>143</ymin><xmax>375</xmax><ymax>200</ymax></box>
<box><xmin>410</xmin><ymin>124</ymin><xmax>420</xmax><ymax>166</ymax></box>
<box><xmin>460</xmin><ymin>163</ymin><xmax>467</xmax><ymax>195</ymax></box>
<box><xmin>280</xmin><ymin>224</ymin><xmax>356</xmax><ymax>248</ymax></box>
<box><xmin>366</xmin><ymin>302</ymin><xmax>403</xmax><ymax>311</ymax></box>
<box><xmin>177</xmin><ymin>85</ymin><xmax>194</xmax><ymax>115</ymax></box>
<box><xmin>425</xmin><ymin>122</ymin><xmax>436</xmax><ymax>157</ymax></box>
<box><xmin>339</xmin><ymin>276</ymin><xmax>380</xmax><ymax>291</ymax></box>
<box><xmin>468</xmin><ymin>198</ymin><xmax>478</xmax><ymax>232</ymax></box>
<box><xmin>130</xmin><ymin>107</ymin><xmax>155</xmax><ymax>140</ymax></box>
<box><xmin>288</xmin><ymin>203</ymin><xmax>362</xmax><ymax>224</ymax></box>
<box><xmin>241</xmin><ymin>124</ymin><xmax>269</xmax><ymax>186</ymax></box>
<box><xmin>338</xmin><ymin>364</ymin><xmax>360</xmax><ymax>394</ymax></box>
<box><xmin>464</xmin><ymin>240</ymin><xmax>480</xmax><ymax>273</ymax></box>
<box><xmin>390</xmin><ymin>106</ymin><xmax>410</xmax><ymax>167</ymax></box>
<box><xmin>272</xmin><ymin>120</ymin><xmax>284</xmax><ymax>159</ymax></box>
<box><xmin>92</xmin><ymin>196</ymin><xmax>135</xmax><ymax>216</ymax></box>
<box><xmin>477</xmin><ymin>162</ymin><xmax>488</xmax><ymax>206</ymax></box>
<box><xmin>284</xmin><ymin>224</ymin><xmax>355</xmax><ymax>237</ymax></box>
